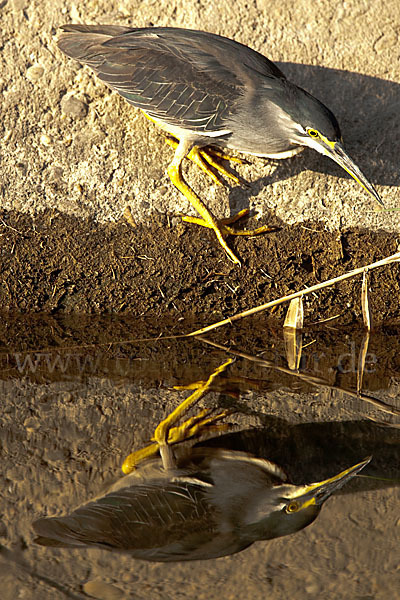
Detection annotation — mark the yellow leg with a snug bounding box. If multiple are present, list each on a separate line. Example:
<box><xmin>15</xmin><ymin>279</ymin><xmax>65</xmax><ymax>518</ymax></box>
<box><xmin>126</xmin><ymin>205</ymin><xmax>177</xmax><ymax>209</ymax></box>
<box><xmin>167</xmin><ymin>140</ymin><xmax>242</xmax><ymax>264</ymax></box>
<box><xmin>122</xmin><ymin>359</ymin><xmax>234</xmax><ymax>474</ymax></box>
<box><xmin>201</xmin><ymin>145</ymin><xmax>246</xmax><ymax>164</ymax></box>
<box><xmin>167</xmin><ymin>139</ymin><xmax>274</xmax><ymax>264</ymax></box>
<box><xmin>141</xmin><ymin>115</ymin><xmax>271</xmax><ymax>263</ymax></box>
<box><xmin>182</xmin><ymin>210</ymin><xmax>273</xmax><ymax>236</ymax></box>
<box><xmin>166</xmin><ymin>137</ymin><xmax>245</xmax><ymax>164</ymax></box>
<box><xmin>165</xmin><ymin>138</ymin><xmax>245</xmax><ymax>186</ymax></box>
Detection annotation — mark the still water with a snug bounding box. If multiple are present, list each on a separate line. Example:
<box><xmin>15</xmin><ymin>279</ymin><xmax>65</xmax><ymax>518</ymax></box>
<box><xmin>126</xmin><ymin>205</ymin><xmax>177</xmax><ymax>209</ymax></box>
<box><xmin>1</xmin><ymin>314</ymin><xmax>399</xmax><ymax>599</ymax></box>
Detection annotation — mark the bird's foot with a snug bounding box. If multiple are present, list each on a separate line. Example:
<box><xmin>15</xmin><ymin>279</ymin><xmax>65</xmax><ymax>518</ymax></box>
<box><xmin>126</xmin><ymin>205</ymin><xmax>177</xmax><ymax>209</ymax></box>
<box><xmin>182</xmin><ymin>208</ymin><xmax>274</xmax><ymax>237</ymax></box>
<box><xmin>167</xmin><ymin>162</ymin><xmax>242</xmax><ymax>264</ymax></box>
<box><xmin>157</xmin><ymin>407</ymin><xmax>231</xmax><ymax>447</ymax></box>
<box><xmin>167</xmin><ymin>140</ymin><xmax>272</xmax><ymax>265</ymax></box>
<box><xmin>121</xmin><ymin>408</ymin><xmax>230</xmax><ymax>474</ymax></box>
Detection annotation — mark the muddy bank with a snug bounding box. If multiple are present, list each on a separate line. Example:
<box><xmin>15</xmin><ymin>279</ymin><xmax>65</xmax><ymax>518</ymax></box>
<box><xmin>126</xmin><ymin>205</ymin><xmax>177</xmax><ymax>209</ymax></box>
<box><xmin>1</xmin><ymin>209</ymin><xmax>399</xmax><ymax>323</ymax></box>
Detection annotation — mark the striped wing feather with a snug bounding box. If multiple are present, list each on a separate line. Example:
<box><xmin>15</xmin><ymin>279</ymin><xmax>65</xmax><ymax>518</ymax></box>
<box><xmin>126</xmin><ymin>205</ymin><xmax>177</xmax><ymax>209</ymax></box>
<box><xmin>58</xmin><ymin>25</ymin><xmax>286</xmax><ymax>134</ymax></box>
<box><xmin>33</xmin><ymin>481</ymin><xmax>219</xmax><ymax>560</ymax></box>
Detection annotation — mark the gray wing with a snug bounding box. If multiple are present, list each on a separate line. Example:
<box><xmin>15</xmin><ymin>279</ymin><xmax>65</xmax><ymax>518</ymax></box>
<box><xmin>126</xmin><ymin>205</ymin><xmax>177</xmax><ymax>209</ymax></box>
<box><xmin>58</xmin><ymin>25</ymin><xmax>286</xmax><ymax>135</ymax></box>
<box><xmin>33</xmin><ymin>481</ymin><xmax>241</xmax><ymax>561</ymax></box>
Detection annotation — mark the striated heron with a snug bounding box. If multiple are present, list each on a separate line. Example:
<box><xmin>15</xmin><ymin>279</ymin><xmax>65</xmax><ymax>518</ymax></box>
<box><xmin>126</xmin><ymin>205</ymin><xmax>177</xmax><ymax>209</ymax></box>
<box><xmin>58</xmin><ymin>25</ymin><xmax>383</xmax><ymax>265</ymax></box>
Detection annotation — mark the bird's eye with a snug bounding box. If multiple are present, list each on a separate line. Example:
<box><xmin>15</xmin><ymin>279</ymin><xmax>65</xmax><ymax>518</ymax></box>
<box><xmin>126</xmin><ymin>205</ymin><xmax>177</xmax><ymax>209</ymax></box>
<box><xmin>286</xmin><ymin>501</ymin><xmax>300</xmax><ymax>513</ymax></box>
<box><xmin>307</xmin><ymin>128</ymin><xmax>319</xmax><ymax>138</ymax></box>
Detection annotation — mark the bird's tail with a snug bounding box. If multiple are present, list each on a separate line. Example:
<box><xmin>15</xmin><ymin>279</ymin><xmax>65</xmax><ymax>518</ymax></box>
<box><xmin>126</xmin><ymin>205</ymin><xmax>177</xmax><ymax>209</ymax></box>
<box><xmin>33</xmin><ymin>515</ymin><xmax>89</xmax><ymax>548</ymax></box>
<box><xmin>58</xmin><ymin>24</ymin><xmax>132</xmax><ymax>61</ymax></box>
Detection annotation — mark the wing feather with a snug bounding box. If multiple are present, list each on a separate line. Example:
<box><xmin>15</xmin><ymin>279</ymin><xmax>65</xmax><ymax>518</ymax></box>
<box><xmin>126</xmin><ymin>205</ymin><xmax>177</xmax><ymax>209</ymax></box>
<box><xmin>33</xmin><ymin>481</ymin><xmax>217</xmax><ymax>558</ymax></box>
<box><xmin>58</xmin><ymin>26</ymin><xmax>285</xmax><ymax>135</ymax></box>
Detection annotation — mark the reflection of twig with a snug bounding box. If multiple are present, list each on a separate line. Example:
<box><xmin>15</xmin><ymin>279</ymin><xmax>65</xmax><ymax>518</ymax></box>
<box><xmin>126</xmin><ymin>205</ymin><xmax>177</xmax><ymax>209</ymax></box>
<box><xmin>188</xmin><ymin>252</ymin><xmax>400</xmax><ymax>337</ymax></box>
<box><xmin>197</xmin><ymin>336</ymin><xmax>400</xmax><ymax>419</ymax></box>
<box><xmin>357</xmin><ymin>333</ymin><xmax>370</xmax><ymax>395</ymax></box>
<box><xmin>365</xmin><ymin>418</ymin><xmax>400</xmax><ymax>429</ymax></box>
<box><xmin>0</xmin><ymin>543</ymin><xmax>86</xmax><ymax>599</ymax></box>
<box><xmin>283</xmin><ymin>328</ymin><xmax>303</xmax><ymax>371</ymax></box>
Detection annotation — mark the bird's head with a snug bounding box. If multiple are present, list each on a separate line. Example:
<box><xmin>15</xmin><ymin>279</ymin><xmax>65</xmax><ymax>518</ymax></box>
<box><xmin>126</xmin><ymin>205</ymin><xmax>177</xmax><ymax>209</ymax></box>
<box><xmin>245</xmin><ymin>457</ymin><xmax>371</xmax><ymax>541</ymax></box>
<box><xmin>283</xmin><ymin>84</ymin><xmax>383</xmax><ymax>209</ymax></box>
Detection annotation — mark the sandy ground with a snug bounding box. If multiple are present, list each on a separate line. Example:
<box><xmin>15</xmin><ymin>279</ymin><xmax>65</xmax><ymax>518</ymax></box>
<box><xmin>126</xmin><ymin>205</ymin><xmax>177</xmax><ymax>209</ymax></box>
<box><xmin>1</xmin><ymin>0</ymin><xmax>399</xmax><ymax>232</ymax></box>
<box><xmin>1</xmin><ymin>0</ymin><xmax>400</xmax><ymax>318</ymax></box>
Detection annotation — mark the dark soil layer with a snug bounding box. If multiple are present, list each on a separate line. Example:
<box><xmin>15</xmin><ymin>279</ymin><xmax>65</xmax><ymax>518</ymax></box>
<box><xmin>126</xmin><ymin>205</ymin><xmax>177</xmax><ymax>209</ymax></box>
<box><xmin>1</xmin><ymin>209</ymin><xmax>399</xmax><ymax>323</ymax></box>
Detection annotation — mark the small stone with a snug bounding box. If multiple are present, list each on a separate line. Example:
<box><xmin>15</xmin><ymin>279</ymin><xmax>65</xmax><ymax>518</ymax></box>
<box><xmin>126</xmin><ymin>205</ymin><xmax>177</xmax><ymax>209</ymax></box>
<box><xmin>43</xmin><ymin>447</ymin><xmax>68</xmax><ymax>465</ymax></box>
<box><xmin>61</xmin><ymin>95</ymin><xmax>88</xmax><ymax>119</ymax></box>
<box><xmin>0</xmin><ymin>519</ymin><xmax>7</xmax><ymax>537</ymax></box>
<box><xmin>118</xmin><ymin>4</ymin><xmax>131</xmax><ymax>16</ymax></box>
<box><xmin>26</xmin><ymin>65</ymin><xmax>44</xmax><ymax>82</ymax></box>
<box><xmin>47</xmin><ymin>166</ymin><xmax>64</xmax><ymax>181</ymax></box>
<box><xmin>40</xmin><ymin>134</ymin><xmax>52</xmax><ymax>147</ymax></box>
<box><xmin>70</xmin><ymin>5</ymin><xmax>80</xmax><ymax>22</ymax></box>
<box><xmin>255</xmin><ymin>0</ymin><xmax>268</xmax><ymax>9</ymax></box>
<box><xmin>374</xmin><ymin>30</ymin><xmax>398</xmax><ymax>53</ymax></box>
<box><xmin>11</xmin><ymin>0</ymin><xmax>27</xmax><ymax>10</ymax></box>
<box><xmin>83</xmin><ymin>580</ymin><xmax>125</xmax><ymax>600</ymax></box>
<box><xmin>23</xmin><ymin>416</ymin><xmax>41</xmax><ymax>431</ymax></box>
<box><xmin>123</xmin><ymin>205</ymin><xmax>136</xmax><ymax>227</ymax></box>
<box><xmin>305</xmin><ymin>583</ymin><xmax>320</xmax><ymax>594</ymax></box>
<box><xmin>5</xmin><ymin>467</ymin><xmax>24</xmax><ymax>481</ymax></box>
<box><xmin>15</xmin><ymin>162</ymin><xmax>27</xmax><ymax>175</ymax></box>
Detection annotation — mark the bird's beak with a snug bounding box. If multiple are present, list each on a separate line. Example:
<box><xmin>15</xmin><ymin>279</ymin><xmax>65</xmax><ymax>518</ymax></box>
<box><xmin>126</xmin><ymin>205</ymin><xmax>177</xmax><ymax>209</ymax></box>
<box><xmin>287</xmin><ymin>457</ymin><xmax>371</xmax><ymax>511</ymax></box>
<box><xmin>324</xmin><ymin>140</ymin><xmax>384</xmax><ymax>209</ymax></box>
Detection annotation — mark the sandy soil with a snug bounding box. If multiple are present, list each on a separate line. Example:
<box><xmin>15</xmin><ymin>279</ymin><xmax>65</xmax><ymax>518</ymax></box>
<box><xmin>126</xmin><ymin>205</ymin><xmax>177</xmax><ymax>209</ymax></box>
<box><xmin>1</xmin><ymin>0</ymin><xmax>400</xmax><ymax>231</ymax></box>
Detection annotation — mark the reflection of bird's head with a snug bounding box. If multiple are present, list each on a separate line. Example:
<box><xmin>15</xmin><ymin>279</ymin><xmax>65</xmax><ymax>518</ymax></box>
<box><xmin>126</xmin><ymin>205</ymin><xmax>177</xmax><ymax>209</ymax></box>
<box><xmin>242</xmin><ymin>457</ymin><xmax>371</xmax><ymax>542</ymax></box>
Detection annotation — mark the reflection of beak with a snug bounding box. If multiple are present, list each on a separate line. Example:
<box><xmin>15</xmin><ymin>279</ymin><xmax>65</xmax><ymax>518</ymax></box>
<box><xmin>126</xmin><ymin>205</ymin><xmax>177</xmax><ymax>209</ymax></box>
<box><xmin>327</xmin><ymin>142</ymin><xmax>384</xmax><ymax>209</ymax></box>
<box><xmin>289</xmin><ymin>457</ymin><xmax>371</xmax><ymax>511</ymax></box>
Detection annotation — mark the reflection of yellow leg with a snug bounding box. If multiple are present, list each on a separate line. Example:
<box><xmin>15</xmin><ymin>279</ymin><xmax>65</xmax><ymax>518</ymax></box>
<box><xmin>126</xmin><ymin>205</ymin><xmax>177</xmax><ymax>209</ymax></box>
<box><xmin>121</xmin><ymin>408</ymin><xmax>230</xmax><ymax>474</ymax></box>
<box><xmin>122</xmin><ymin>359</ymin><xmax>234</xmax><ymax>474</ymax></box>
<box><xmin>154</xmin><ymin>359</ymin><xmax>232</xmax><ymax>445</ymax></box>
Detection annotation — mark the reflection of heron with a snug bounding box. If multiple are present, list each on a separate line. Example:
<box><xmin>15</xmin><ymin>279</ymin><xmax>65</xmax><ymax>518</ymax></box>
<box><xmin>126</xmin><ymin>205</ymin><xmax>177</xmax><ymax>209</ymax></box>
<box><xmin>33</xmin><ymin>360</ymin><xmax>370</xmax><ymax>561</ymax></box>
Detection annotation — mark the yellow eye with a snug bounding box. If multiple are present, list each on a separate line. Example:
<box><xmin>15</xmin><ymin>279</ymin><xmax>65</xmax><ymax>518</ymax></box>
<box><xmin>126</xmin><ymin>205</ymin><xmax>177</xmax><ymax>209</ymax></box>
<box><xmin>286</xmin><ymin>501</ymin><xmax>299</xmax><ymax>513</ymax></box>
<box><xmin>307</xmin><ymin>128</ymin><xmax>319</xmax><ymax>138</ymax></box>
